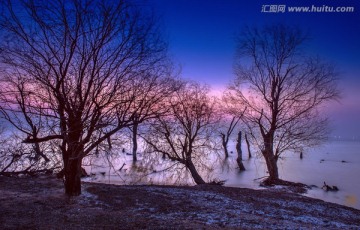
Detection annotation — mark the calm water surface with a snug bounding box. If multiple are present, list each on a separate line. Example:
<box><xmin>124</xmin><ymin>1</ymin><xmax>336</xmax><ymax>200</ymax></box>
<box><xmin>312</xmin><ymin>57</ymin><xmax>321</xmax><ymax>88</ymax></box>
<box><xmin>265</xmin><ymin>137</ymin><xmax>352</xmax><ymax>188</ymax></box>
<box><xmin>84</xmin><ymin>140</ymin><xmax>360</xmax><ymax>210</ymax></box>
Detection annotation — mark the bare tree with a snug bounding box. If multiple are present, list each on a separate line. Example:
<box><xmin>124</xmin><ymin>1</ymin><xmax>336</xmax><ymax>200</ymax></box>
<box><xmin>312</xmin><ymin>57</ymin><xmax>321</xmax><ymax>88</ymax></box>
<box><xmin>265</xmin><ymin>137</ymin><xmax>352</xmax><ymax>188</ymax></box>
<box><xmin>0</xmin><ymin>0</ymin><xmax>176</xmax><ymax>195</ymax></box>
<box><xmin>218</xmin><ymin>103</ymin><xmax>246</xmax><ymax>159</ymax></box>
<box><xmin>225</xmin><ymin>24</ymin><xmax>340</xmax><ymax>184</ymax></box>
<box><xmin>144</xmin><ymin>82</ymin><xmax>219</xmax><ymax>185</ymax></box>
<box><xmin>219</xmin><ymin>116</ymin><xmax>240</xmax><ymax>158</ymax></box>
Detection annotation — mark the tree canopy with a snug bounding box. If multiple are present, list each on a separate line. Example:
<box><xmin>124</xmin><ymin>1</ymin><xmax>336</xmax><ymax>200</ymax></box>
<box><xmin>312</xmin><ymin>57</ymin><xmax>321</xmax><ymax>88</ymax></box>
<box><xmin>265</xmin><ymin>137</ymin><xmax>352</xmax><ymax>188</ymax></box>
<box><xmin>0</xmin><ymin>0</ymin><xmax>177</xmax><ymax>195</ymax></box>
<box><xmin>225</xmin><ymin>24</ymin><xmax>340</xmax><ymax>183</ymax></box>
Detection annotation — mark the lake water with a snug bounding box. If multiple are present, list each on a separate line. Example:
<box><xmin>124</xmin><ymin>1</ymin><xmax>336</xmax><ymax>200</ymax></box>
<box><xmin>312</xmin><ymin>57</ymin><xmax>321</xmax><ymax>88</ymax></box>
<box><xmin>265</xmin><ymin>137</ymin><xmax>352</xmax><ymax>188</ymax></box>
<box><xmin>220</xmin><ymin>140</ymin><xmax>360</xmax><ymax>210</ymax></box>
<box><xmin>83</xmin><ymin>140</ymin><xmax>360</xmax><ymax>210</ymax></box>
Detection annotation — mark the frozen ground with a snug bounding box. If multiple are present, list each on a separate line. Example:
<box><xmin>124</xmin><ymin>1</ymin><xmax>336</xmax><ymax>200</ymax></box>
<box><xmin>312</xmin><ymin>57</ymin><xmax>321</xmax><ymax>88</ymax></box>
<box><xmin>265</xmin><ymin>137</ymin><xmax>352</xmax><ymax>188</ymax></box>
<box><xmin>1</xmin><ymin>175</ymin><xmax>359</xmax><ymax>229</ymax></box>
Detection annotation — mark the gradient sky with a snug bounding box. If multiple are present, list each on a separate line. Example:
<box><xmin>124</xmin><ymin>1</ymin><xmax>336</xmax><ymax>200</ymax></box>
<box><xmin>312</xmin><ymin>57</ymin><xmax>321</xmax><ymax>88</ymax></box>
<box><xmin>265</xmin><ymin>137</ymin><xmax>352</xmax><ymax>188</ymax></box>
<box><xmin>147</xmin><ymin>0</ymin><xmax>360</xmax><ymax>139</ymax></box>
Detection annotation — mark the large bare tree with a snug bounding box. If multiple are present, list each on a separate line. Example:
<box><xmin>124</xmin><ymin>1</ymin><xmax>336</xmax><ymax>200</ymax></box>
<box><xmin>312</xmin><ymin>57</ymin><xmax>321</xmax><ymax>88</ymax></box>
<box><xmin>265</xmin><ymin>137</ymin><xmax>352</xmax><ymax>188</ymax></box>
<box><xmin>144</xmin><ymin>82</ymin><xmax>219</xmax><ymax>185</ymax></box>
<box><xmin>0</xmin><ymin>0</ymin><xmax>176</xmax><ymax>195</ymax></box>
<box><xmin>225</xmin><ymin>24</ymin><xmax>340</xmax><ymax>184</ymax></box>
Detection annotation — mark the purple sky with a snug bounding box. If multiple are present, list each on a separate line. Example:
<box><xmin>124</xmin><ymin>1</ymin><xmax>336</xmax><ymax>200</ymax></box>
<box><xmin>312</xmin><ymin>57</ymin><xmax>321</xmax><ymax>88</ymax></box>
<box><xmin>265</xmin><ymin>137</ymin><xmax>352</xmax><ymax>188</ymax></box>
<box><xmin>147</xmin><ymin>0</ymin><xmax>360</xmax><ymax>139</ymax></box>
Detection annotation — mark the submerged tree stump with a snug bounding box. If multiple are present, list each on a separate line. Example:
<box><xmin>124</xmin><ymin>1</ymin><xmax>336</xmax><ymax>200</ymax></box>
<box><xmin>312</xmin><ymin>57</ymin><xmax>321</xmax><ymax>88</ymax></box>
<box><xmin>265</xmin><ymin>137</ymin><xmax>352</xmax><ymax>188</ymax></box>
<box><xmin>131</xmin><ymin>114</ymin><xmax>139</xmax><ymax>162</ymax></box>
<box><xmin>236</xmin><ymin>131</ymin><xmax>246</xmax><ymax>171</ymax></box>
<box><xmin>220</xmin><ymin>133</ymin><xmax>229</xmax><ymax>158</ymax></box>
<box><xmin>245</xmin><ymin>133</ymin><xmax>252</xmax><ymax>159</ymax></box>
<box><xmin>322</xmin><ymin>182</ymin><xmax>339</xmax><ymax>191</ymax></box>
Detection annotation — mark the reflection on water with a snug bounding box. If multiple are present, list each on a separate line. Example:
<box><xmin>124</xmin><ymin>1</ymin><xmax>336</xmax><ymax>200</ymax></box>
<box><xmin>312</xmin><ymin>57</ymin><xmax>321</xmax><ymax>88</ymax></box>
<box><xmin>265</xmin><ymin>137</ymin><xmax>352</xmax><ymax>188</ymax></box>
<box><xmin>83</xmin><ymin>140</ymin><xmax>360</xmax><ymax>210</ymax></box>
<box><xmin>279</xmin><ymin>140</ymin><xmax>360</xmax><ymax>210</ymax></box>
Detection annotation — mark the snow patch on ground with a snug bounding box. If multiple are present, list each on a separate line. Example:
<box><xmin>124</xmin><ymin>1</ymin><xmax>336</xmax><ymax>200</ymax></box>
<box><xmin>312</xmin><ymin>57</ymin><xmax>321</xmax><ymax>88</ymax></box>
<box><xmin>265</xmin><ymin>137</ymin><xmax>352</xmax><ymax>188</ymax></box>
<box><xmin>121</xmin><ymin>186</ymin><xmax>360</xmax><ymax>229</ymax></box>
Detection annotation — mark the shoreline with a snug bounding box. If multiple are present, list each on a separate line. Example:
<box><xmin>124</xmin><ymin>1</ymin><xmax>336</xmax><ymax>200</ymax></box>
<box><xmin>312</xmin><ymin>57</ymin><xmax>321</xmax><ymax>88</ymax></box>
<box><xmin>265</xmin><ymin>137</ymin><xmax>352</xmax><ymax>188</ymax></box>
<box><xmin>1</xmin><ymin>175</ymin><xmax>360</xmax><ymax>229</ymax></box>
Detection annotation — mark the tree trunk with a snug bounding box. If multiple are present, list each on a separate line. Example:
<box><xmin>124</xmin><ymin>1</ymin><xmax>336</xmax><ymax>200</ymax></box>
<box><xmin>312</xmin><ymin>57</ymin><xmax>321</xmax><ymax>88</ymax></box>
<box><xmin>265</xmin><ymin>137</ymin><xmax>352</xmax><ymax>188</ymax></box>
<box><xmin>263</xmin><ymin>151</ymin><xmax>279</xmax><ymax>183</ymax></box>
<box><xmin>63</xmin><ymin>156</ymin><xmax>83</xmax><ymax>196</ymax></box>
<box><xmin>63</xmin><ymin>117</ymin><xmax>84</xmax><ymax>196</ymax></box>
<box><xmin>220</xmin><ymin>133</ymin><xmax>229</xmax><ymax>158</ymax></box>
<box><xmin>236</xmin><ymin>131</ymin><xmax>245</xmax><ymax>171</ymax></box>
<box><xmin>132</xmin><ymin>121</ymin><xmax>138</xmax><ymax>162</ymax></box>
<box><xmin>245</xmin><ymin>133</ymin><xmax>252</xmax><ymax>159</ymax></box>
<box><xmin>259</xmin><ymin>131</ymin><xmax>280</xmax><ymax>184</ymax></box>
<box><xmin>186</xmin><ymin>159</ymin><xmax>206</xmax><ymax>184</ymax></box>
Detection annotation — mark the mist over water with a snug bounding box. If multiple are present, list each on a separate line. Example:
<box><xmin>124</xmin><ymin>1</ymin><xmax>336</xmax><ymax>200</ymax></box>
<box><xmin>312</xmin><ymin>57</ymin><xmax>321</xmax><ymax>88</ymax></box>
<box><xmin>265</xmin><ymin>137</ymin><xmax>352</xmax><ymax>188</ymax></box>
<box><xmin>83</xmin><ymin>139</ymin><xmax>360</xmax><ymax>210</ymax></box>
<box><xmin>222</xmin><ymin>140</ymin><xmax>360</xmax><ymax>209</ymax></box>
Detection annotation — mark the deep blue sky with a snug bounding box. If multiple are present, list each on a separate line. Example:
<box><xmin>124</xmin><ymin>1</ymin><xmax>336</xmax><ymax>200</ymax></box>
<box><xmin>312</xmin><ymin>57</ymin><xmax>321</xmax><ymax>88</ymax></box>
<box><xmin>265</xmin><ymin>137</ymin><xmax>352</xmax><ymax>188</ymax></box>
<box><xmin>146</xmin><ymin>0</ymin><xmax>360</xmax><ymax>139</ymax></box>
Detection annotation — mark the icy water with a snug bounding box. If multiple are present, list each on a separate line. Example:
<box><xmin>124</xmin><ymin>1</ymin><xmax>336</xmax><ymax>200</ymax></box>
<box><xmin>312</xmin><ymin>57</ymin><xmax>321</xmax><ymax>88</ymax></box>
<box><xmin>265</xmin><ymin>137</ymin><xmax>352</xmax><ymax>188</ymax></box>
<box><xmin>220</xmin><ymin>140</ymin><xmax>360</xmax><ymax>210</ymax></box>
<box><xmin>84</xmin><ymin>140</ymin><xmax>360</xmax><ymax>210</ymax></box>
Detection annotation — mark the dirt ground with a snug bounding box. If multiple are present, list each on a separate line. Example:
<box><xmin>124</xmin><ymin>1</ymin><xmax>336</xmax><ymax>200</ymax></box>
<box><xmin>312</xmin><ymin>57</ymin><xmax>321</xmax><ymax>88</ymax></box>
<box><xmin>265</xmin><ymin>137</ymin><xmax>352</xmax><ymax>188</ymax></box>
<box><xmin>0</xmin><ymin>175</ymin><xmax>359</xmax><ymax>229</ymax></box>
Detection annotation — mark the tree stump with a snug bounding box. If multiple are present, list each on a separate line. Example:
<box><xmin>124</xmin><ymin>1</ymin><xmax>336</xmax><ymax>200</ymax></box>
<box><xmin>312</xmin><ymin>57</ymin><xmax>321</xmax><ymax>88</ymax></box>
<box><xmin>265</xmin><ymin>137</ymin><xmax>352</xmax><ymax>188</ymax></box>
<box><xmin>236</xmin><ymin>131</ymin><xmax>246</xmax><ymax>171</ymax></box>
